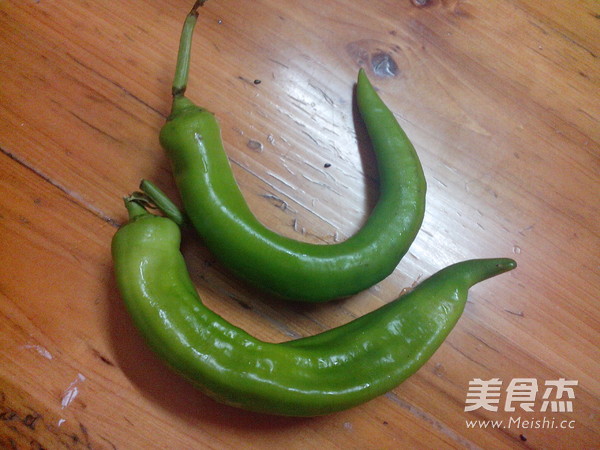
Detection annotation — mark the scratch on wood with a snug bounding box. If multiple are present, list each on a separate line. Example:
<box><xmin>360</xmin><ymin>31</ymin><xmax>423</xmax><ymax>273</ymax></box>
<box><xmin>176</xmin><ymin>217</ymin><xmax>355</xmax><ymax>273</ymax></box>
<box><xmin>308</xmin><ymin>82</ymin><xmax>335</xmax><ymax>106</ymax></box>
<box><xmin>122</xmin><ymin>416</ymin><xmax>134</xmax><ymax>427</ymax></box>
<box><xmin>556</xmin><ymin>30</ymin><xmax>597</xmax><ymax>58</ymax></box>
<box><xmin>301</xmin><ymin>130</ymin><xmax>321</xmax><ymax>146</ymax></box>
<box><xmin>419</xmin><ymin>228</ymin><xmax>434</xmax><ymax>238</ymax></box>
<box><xmin>64</xmin><ymin>52</ymin><xmax>165</xmax><ymax>117</ymax></box>
<box><xmin>446</xmin><ymin>341</ymin><xmax>489</xmax><ymax>370</ymax></box>
<box><xmin>79</xmin><ymin>422</ymin><xmax>91</xmax><ymax>448</ymax></box>
<box><xmin>91</xmin><ymin>348</ymin><xmax>115</xmax><ymax>366</ymax></box>
<box><xmin>527</xmin><ymin>19</ymin><xmax>550</xmax><ymax>36</ymax></box>
<box><xmin>302</xmin><ymin>160</ymin><xmax>336</xmax><ymax>183</ymax></box>
<box><xmin>260</xmin><ymin>193</ymin><xmax>288</xmax><ymax>210</ymax></box>
<box><xmin>504</xmin><ymin>309</ymin><xmax>525</xmax><ymax>317</ymax></box>
<box><xmin>229</xmin><ymin>159</ymin><xmax>339</xmax><ymax>230</ymax></box>
<box><xmin>61</xmin><ymin>374</ymin><xmax>86</xmax><ymax>410</ymax></box>
<box><xmin>466</xmin><ymin>331</ymin><xmax>500</xmax><ymax>353</ymax></box>
<box><xmin>527</xmin><ymin>18</ymin><xmax>597</xmax><ymax>58</ymax></box>
<box><xmin>22</xmin><ymin>344</ymin><xmax>53</xmax><ymax>360</ymax></box>
<box><xmin>0</xmin><ymin>145</ymin><xmax>120</xmax><ymax>228</ymax></box>
<box><xmin>300</xmin><ymin>174</ymin><xmax>333</xmax><ymax>191</ymax></box>
<box><xmin>286</xmin><ymin>93</ymin><xmax>311</xmax><ymax>108</ymax></box>
<box><xmin>384</xmin><ymin>392</ymin><xmax>480</xmax><ymax>449</ymax></box>
<box><xmin>267</xmin><ymin>58</ymin><xmax>289</xmax><ymax>69</ymax></box>
<box><xmin>576</xmin><ymin>107</ymin><xmax>597</xmax><ymax>122</ymax></box>
<box><xmin>433</xmin><ymin>177</ymin><xmax>448</xmax><ymax>188</ymax></box>
<box><xmin>69</xmin><ymin>110</ymin><xmax>122</xmax><ymax>143</ymax></box>
<box><xmin>518</xmin><ymin>224</ymin><xmax>535</xmax><ymax>235</ymax></box>
<box><xmin>99</xmin><ymin>435</ymin><xmax>118</xmax><ymax>450</ymax></box>
<box><xmin>229</xmin><ymin>294</ymin><xmax>252</xmax><ymax>310</ymax></box>
<box><xmin>250</xmin><ymin>305</ymin><xmax>302</xmax><ymax>340</ymax></box>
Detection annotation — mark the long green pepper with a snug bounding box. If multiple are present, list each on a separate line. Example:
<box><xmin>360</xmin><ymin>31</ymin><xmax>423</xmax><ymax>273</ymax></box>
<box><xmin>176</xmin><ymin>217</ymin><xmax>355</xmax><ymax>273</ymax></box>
<box><xmin>112</xmin><ymin>199</ymin><xmax>516</xmax><ymax>416</ymax></box>
<box><xmin>151</xmin><ymin>1</ymin><xmax>427</xmax><ymax>302</ymax></box>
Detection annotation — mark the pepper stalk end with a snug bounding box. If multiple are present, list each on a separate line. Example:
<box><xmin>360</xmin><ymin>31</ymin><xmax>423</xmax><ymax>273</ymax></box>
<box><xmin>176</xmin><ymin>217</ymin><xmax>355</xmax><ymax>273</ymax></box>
<box><xmin>171</xmin><ymin>0</ymin><xmax>207</xmax><ymax>98</ymax></box>
<box><xmin>123</xmin><ymin>196</ymin><xmax>151</xmax><ymax>222</ymax></box>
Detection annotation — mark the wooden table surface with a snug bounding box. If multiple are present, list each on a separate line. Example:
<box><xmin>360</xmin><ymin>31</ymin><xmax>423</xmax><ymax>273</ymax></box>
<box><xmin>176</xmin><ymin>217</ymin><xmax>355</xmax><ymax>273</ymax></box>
<box><xmin>1</xmin><ymin>0</ymin><xmax>598</xmax><ymax>448</ymax></box>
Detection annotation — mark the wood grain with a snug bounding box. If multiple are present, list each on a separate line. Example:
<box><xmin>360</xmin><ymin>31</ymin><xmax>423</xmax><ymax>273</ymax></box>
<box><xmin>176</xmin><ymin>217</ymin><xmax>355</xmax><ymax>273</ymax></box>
<box><xmin>1</xmin><ymin>0</ymin><xmax>598</xmax><ymax>448</ymax></box>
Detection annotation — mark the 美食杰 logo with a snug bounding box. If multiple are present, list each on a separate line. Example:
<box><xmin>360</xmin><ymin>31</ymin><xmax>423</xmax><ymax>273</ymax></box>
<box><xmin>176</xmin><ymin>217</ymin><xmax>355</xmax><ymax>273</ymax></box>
<box><xmin>463</xmin><ymin>378</ymin><xmax>578</xmax><ymax>431</ymax></box>
<box><xmin>465</xmin><ymin>377</ymin><xmax>578</xmax><ymax>413</ymax></box>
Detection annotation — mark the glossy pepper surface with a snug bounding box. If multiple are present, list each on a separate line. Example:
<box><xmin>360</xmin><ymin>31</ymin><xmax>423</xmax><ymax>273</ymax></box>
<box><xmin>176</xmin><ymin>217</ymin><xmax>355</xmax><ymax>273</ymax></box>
<box><xmin>155</xmin><ymin>2</ymin><xmax>427</xmax><ymax>302</ymax></box>
<box><xmin>112</xmin><ymin>199</ymin><xmax>516</xmax><ymax>416</ymax></box>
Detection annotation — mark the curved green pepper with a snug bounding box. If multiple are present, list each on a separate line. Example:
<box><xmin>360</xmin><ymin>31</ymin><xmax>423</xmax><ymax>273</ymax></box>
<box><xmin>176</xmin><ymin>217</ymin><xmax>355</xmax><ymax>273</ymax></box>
<box><xmin>112</xmin><ymin>198</ymin><xmax>516</xmax><ymax>416</ymax></box>
<box><xmin>153</xmin><ymin>2</ymin><xmax>427</xmax><ymax>302</ymax></box>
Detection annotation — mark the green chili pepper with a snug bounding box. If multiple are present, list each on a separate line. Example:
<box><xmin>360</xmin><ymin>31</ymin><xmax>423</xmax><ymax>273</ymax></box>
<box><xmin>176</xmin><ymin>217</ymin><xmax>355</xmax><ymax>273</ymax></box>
<box><xmin>153</xmin><ymin>1</ymin><xmax>427</xmax><ymax>302</ymax></box>
<box><xmin>112</xmin><ymin>198</ymin><xmax>516</xmax><ymax>416</ymax></box>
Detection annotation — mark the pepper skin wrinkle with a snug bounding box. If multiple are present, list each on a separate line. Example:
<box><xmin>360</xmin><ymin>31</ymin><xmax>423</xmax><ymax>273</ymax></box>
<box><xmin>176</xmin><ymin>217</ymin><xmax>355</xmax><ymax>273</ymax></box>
<box><xmin>112</xmin><ymin>200</ymin><xmax>516</xmax><ymax>416</ymax></box>
<box><xmin>156</xmin><ymin>2</ymin><xmax>427</xmax><ymax>301</ymax></box>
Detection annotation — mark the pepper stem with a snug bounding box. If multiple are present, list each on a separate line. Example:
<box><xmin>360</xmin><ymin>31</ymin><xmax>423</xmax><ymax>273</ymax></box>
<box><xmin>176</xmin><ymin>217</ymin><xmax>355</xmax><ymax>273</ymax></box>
<box><xmin>172</xmin><ymin>0</ymin><xmax>207</xmax><ymax>97</ymax></box>
<box><xmin>139</xmin><ymin>179</ymin><xmax>186</xmax><ymax>226</ymax></box>
<box><xmin>124</xmin><ymin>197</ymin><xmax>150</xmax><ymax>221</ymax></box>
